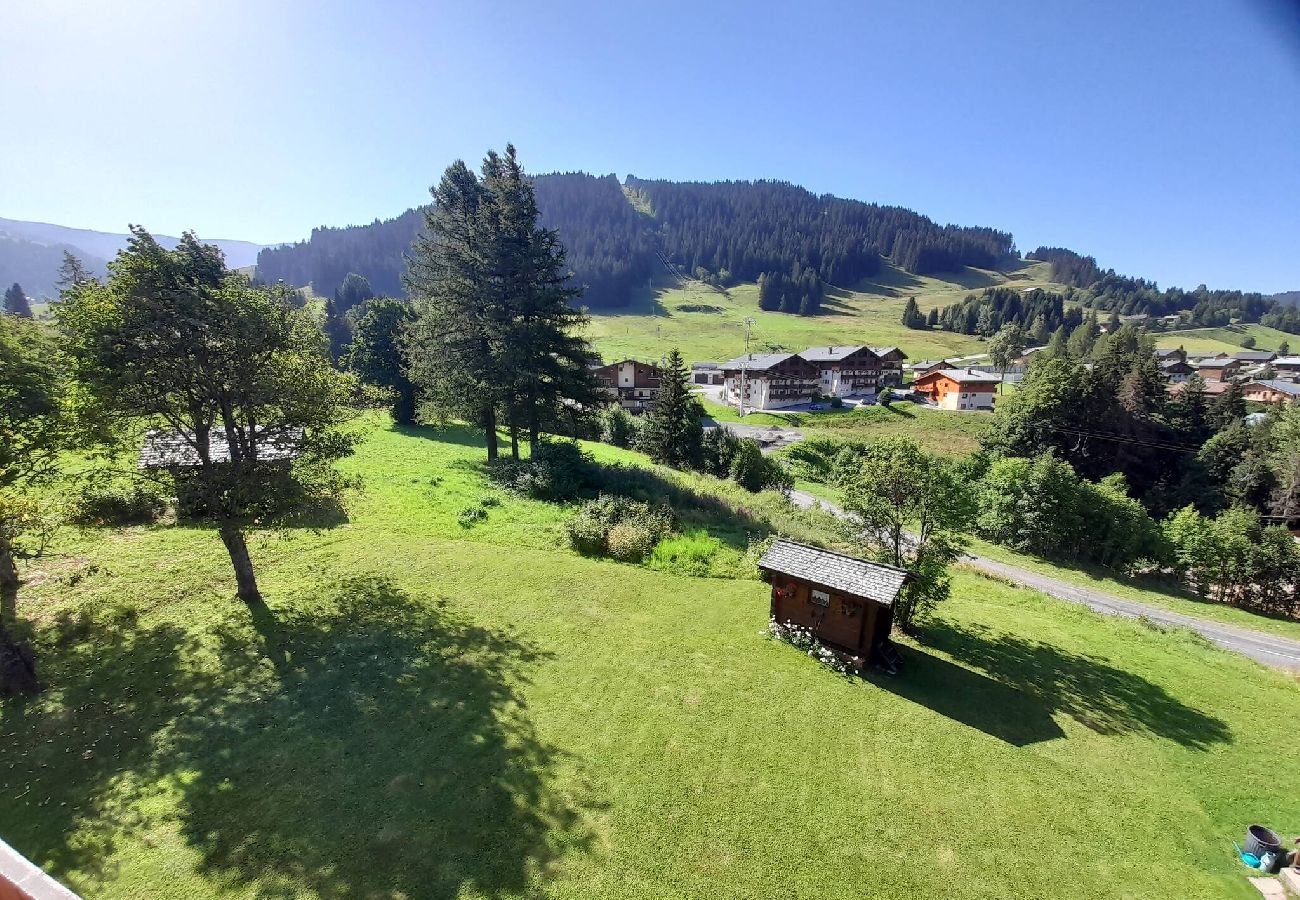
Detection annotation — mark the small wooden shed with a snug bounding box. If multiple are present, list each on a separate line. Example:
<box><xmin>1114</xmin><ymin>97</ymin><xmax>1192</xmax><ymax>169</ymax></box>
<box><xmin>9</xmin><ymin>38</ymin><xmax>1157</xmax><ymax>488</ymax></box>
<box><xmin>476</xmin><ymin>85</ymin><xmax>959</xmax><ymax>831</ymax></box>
<box><xmin>758</xmin><ymin>539</ymin><xmax>910</xmax><ymax>667</ymax></box>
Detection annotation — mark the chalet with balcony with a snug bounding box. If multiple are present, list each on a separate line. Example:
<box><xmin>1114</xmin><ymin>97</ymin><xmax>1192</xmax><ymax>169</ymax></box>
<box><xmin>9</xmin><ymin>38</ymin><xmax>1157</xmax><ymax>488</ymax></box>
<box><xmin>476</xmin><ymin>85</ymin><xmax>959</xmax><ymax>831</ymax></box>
<box><xmin>1244</xmin><ymin>380</ymin><xmax>1300</xmax><ymax>405</ymax></box>
<box><xmin>869</xmin><ymin>346</ymin><xmax>908</xmax><ymax>387</ymax></box>
<box><xmin>797</xmin><ymin>345</ymin><xmax>883</xmax><ymax>398</ymax></box>
<box><xmin>592</xmin><ymin>359</ymin><xmax>663</xmax><ymax>413</ymax></box>
<box><xmin>720</xmin><ymin>353</ymin><xmax>819</xmax><ymax>411</ymax></box>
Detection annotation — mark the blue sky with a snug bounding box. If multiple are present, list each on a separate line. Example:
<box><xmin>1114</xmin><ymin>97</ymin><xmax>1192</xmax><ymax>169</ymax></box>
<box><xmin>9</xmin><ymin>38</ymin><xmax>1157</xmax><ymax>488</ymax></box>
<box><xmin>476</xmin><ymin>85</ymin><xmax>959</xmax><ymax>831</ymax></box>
<box><xmin>3</xmin><ymin>0</ymin><xmax>1298</xmax><ymax>292</ymax></box>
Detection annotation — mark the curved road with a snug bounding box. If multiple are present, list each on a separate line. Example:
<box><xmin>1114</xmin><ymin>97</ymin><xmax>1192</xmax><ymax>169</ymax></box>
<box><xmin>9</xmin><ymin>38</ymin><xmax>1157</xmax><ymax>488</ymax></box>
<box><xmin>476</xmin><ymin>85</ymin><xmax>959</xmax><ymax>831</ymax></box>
<box><xmin>788</xmin><ymin>489</ymin><xmax>1300</xmax><ymax>671</ymax></box>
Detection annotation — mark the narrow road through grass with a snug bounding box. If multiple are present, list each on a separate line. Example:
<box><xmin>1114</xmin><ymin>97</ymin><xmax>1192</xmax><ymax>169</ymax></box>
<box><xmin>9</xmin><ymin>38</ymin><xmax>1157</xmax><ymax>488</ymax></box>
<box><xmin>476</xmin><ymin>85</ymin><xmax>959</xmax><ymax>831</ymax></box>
<box><xmin>787</xmin><ymin>489</ymin><xmax>1300</xmax><ymax>670</ymax></box>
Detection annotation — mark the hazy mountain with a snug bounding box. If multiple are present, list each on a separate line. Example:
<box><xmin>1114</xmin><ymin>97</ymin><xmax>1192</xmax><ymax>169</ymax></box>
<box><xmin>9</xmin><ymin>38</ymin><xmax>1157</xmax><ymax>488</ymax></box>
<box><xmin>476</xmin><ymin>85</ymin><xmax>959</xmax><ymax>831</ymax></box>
<box><xmin>0</xmin><ymin>217</ymin><xmax>269</xmax><ymax>298</ymax></box>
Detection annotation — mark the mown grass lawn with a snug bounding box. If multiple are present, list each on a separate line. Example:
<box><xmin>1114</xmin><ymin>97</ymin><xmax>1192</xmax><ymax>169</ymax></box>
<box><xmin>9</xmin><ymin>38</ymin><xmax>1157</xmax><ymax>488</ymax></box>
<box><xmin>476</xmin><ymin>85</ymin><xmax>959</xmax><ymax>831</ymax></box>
<box><xmin>3</xmin><ymin>419</ymin><xmax>1298</xmax><ymax>899</ymax></box>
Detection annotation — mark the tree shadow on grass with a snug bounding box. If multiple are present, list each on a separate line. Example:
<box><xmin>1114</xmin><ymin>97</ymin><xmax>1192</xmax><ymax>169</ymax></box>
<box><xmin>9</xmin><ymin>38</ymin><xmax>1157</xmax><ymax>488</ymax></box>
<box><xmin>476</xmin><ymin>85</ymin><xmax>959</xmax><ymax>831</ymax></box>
<box><xmin>2</xmin><ymin>578</ymin><xmax>595</xmax><ymax>899</ymax></box>
<box><xmin>166</xmin><ymin>575</ymin><xmax>594</xmax><ymax>899</ymax></box>
<box><xmin>890</xmin><ymin>620</ymin><xmax>1231</xmax><ymax>750</ymax></box>
<box><xmin>0</xmin><ymin>605</ymin><xmax>212</xmax><ymax>888</ymax></box>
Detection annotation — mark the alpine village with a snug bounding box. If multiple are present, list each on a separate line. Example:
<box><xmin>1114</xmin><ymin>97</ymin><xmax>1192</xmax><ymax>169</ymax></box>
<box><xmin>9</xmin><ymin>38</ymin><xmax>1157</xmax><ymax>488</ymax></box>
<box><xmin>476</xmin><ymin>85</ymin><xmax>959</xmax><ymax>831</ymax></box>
<box><xmin>2</xmin><ymin>3</ymin><xmax>1299</xmax><ymax>898</ymax></box>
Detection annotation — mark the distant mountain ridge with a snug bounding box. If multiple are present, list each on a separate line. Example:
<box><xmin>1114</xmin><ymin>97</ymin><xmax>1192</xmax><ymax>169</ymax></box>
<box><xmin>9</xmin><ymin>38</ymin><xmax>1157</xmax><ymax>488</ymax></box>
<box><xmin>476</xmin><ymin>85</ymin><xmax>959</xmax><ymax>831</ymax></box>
<box><xmin>0</xmin><ymin>217</ymin><xmax>269</xmax><ymax>298</ymax></box>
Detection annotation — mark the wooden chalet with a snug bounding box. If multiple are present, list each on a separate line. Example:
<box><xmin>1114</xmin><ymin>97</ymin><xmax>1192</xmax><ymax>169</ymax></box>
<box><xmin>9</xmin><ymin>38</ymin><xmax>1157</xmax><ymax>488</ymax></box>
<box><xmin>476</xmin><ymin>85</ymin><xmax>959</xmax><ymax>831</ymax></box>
<box><xmin>869</xmin><ymin>346</ymin><xmax>908</xmax><ymax>387</ymax></box>
<box><xmin>1244</xmin><ymin>380</ymin><xmax>1300</xmax><ymax>405</ymax></box>
<box><xmin>1194</xmin><ymin>358</ymin><xmax>1242</xmax><ymax>382</ymax></box>
<box><xmin>758</xmin><ymin>539</ymin><xmax>910</xmax><ymax>669</ymax></box>
<box><xmin>591</xmin><ymin>359</ymin><xmax>663</xmax><ymax>413</ymax></box>
<box><xmin>797</xmin><ymin>345</ymin><xmax>884</xmax><ymax>398</ymax></box>
<box><xmin>911</xmin><ymin>368</ymin><xmax>1000</xmax><ymax>411</ymax></box>
<box><xmin>720</xmin><ymin>353</ymin><xmax>819</xmax><ymax>410</ymax></box>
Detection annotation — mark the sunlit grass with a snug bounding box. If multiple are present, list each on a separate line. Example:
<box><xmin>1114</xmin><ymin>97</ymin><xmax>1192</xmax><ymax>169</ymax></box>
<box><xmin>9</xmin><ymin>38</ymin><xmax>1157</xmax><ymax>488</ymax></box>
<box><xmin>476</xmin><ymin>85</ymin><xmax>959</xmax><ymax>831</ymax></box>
<box><xmin>2</xmin><ymin>416</ymin><xmax>1296</xmax><ymax>899</ymax></box>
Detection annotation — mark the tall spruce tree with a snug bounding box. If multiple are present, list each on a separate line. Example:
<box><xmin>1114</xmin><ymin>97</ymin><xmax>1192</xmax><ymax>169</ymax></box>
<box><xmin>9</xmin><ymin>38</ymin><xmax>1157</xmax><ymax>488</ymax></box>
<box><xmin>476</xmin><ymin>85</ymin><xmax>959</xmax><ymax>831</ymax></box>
<box><xmin>405</xmin><ymin>159</ymin><xmax>506</xmax><ymax>460</ymax></box>
<box><xmin>405</xmin><ymin>146</ymin><xmax>600</xmax><ymax>460</ymax></box>
<box><xmin>3</xmin><ymin>283</ymin><xmax>32</xmax><ymax>318</ymax></box>
<box><xmin>481</xmin><ymin>146</ymin><xmax>601</xmax><ymax>455</ymax></box>
<box><xmin>640</xmin><ymin>349</ymin><xmax>703</xmax><ymax>469</ymax></box>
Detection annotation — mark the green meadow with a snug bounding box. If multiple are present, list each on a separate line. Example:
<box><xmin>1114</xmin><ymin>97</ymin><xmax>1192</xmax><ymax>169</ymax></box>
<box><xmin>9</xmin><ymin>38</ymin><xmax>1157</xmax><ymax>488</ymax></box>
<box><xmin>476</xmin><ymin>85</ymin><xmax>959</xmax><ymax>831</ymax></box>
<box><xmin>2</xmin><ymin>418</ymin><xmax>1296</xmax><ymax>899</ymax></box>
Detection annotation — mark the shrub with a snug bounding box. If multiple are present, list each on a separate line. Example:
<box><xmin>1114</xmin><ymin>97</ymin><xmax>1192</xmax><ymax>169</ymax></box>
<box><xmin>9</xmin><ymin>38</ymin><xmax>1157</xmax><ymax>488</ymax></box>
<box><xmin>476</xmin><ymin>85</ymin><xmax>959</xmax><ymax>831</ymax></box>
<box><xmin>701</xmin><ymin>426</ymin><xmax>744</xmax><ymax>478</ymax></box>
<box><xmin>565</xmin><ymin>494</ymin><xmax>674</xmax><ymax>559</ymax></box>
<box><xmin>600</xmin><ymin>407</ymin><xmax>640</xmax><ymax>448</ymax></box>
<box><xmin>456</xmin><ymin>505</ymin><xmax>487</xmax><ymax>528</ymax></box>
<box><xmin>69</xmin><ymin>475</ymin><xmax>167</xmax><ymax>526</ymax></box>
<box><xmin>489</xmin><ymin>440</ymin><xmax>592</xmax><ymax>502</ymax></box>
<box><xmin>729</xmin><ymin>439</ymin><xmax>792</xmax><ymax>494</ymax></box>
<box><xmin>606</xmin><ymin>522</ymin><xmax>658</xmax><ymax>562</ymax></box>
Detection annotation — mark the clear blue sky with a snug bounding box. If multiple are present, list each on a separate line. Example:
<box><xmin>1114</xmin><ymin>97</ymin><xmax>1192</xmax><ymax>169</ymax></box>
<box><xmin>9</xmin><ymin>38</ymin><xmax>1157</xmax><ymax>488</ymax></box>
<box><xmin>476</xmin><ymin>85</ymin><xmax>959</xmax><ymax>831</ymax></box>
<box><xmin>3</xmin><ymin>0</ymin><xmax>1298</xmax><ymax>292</ymax></box>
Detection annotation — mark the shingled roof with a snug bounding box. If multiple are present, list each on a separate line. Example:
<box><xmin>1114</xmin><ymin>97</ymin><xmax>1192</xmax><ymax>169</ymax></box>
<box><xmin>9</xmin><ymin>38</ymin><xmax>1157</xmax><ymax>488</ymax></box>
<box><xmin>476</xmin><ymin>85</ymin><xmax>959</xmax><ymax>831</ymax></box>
<box><xmin>757</xmin><ymin>539</ymin><xmax>909</xmax><ymax>606</ymax></box>
<box><xmin>798</xmin><ymin>345</ymin><xmax>872</xmax><ymax>363</ymax></box>
<box><xmin>138</xmin><ymin>427</ymin><xmax>303</xmax><ymax>469</ymax></box>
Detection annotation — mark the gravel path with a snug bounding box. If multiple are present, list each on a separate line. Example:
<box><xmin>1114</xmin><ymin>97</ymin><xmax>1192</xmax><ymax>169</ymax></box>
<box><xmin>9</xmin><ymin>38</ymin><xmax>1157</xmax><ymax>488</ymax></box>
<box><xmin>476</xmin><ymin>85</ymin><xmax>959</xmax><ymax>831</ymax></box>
<box><xmin>787</xmin><ymin>489</ymin><xmax>1300</xmax><ymax>671</ymax></box>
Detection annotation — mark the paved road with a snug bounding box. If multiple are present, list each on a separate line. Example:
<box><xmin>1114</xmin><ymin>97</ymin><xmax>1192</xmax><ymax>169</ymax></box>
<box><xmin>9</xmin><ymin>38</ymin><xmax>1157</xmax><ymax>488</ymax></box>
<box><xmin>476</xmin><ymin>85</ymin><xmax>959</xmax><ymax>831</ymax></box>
<box><xmin>787</xmin><ymin>489</ymin><xmax>1300</xmax><ymax>671</ymax></box>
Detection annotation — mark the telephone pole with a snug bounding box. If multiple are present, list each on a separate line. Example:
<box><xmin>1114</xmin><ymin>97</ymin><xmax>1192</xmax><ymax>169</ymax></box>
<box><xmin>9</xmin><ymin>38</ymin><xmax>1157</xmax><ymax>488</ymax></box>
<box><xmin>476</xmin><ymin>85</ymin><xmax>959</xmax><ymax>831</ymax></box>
<box><xmin>738</xmin><ymin>317</ymin><xmax>755</xmax><ymax>418</ymax></box>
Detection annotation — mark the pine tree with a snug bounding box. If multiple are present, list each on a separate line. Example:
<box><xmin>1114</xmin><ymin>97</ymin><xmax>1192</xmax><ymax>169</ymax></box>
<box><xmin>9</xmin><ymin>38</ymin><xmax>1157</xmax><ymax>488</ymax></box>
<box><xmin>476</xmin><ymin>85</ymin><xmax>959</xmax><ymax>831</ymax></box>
<box><xmin>1046</xmin><ymin>325</ymin><xmax>1069</xmax><ymax>358</ymax></box>
<box><xmin>639</xmin><ymin>349</ymin><xmax>703</xmax><ymax>469</ymax></box>
<box><xmin>976</xmin><ymin>305</ymin><xmax>994</xmax><ymax>337</ymax></box>
<box><xmin>347</xmin><ymin>298</ymin><xmax>417</xmax><ymax>424</ymax></box>
<box><xmin>926</xmin><ymin>307</ymin><xmax>939</xmax><ymax>327</ymax></box>
<box><xmin>1279</xmin><ymin>340</ymin><xmax>1291</xmax><ymax>356</ymax></box>
<box><xmin>482</xmin><ymin>145</ymin><xmax>602</xmax><ymax>454</ymax></box>
<box><xmin>56</xmin><ymin>251</ymin><xmax>92</xmax><ymax>291</ymax></box>
<box><xmin>901</xmin><ymin>296</ymin><xmax>925</xmax><ymax>329</ymax></box>
<box><xmin>3</xmin><ymin>283</ymin><xmax>32</xmax><ymax>318</ymax></box>
<box><xmin>405</xmin><ymin>158</ymin><xmax>507</xmax><ymax>461</ymax></box>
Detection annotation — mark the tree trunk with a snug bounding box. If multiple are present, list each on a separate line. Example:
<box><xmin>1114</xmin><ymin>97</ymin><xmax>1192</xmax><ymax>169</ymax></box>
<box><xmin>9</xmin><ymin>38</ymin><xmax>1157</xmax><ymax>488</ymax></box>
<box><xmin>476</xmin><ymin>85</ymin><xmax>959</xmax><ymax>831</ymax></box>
<box><xmin>483</xmin><ymin>404</ymin><xmax>499</xmax><ymax>462</ymax></box>
<box><xmin>509</xmin><ymin>421</ymin><xmax>520</xmax><ymax>460</ymax></box>
<box><xmin>0</xmin><ymin>544</ymin><xmax>39</xmax><ymax>698</ymax></box>
<box><xmin>219</xmin><ymin>525</ymin><xmax>262</xmax><ymax>605</ymax></box>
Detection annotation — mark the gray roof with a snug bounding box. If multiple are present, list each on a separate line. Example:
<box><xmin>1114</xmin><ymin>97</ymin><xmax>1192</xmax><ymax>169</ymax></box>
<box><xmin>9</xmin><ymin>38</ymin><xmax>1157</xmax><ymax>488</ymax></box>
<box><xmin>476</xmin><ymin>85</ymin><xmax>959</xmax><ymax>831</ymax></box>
<box><xmin>869</xmin><ymin>346</ymin><xmax>907</xmax><ymax>359</ymax></box>
<box><xmin>758</xmin><ymin>539</ymin><xmax>909</xmax><ymax>606</ymax></box>
<box><xmin>1154</xmin><ymin>348</ymin><xmax>1184</xmax><ymax>358</ymax></box>
<box><xmin>1249</xmin><ymin>380</ymin><xmax>1300</xmax><ymax>396</ymax></box>
<box><xmin>798</xmin><ymin>345</ymin><xmax>870</xmax><ymax>363</ymax></box>
<box><xmin>1161</xmin><ymin>360</ymin><xmax>1194</xmax><ymax>371</ymax></box>
<box><xmin>139</xmin><ymin>427</ymin><xmax>303</xmax><ymax>468</ymax></box>
<box><xmin>720</xmin><ymin>352</ymin><xmax>796</xmax><ymax>372</ymax></box>
<box><xmin>927</xmin><ymin>368</ymin><xmax>1001</xmax><ymax>385</ymax></box>
<box><xmin>1274</xmin><ymin>356</ymin><xmax>1300</xmax><ymax>367</ymax></box>
<box><xmin>1234</xmin><ymin>351</ymin><xmax>1277</xmax><ymax>362</ymax></box>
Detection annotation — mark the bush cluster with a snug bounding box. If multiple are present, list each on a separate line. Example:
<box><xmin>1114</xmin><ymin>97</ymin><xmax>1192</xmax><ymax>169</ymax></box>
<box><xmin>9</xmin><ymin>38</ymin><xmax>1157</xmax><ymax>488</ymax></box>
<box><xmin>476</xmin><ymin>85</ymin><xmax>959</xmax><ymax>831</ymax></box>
<box><xmin>68</xmin><ymin>475</ymin><xmax>168</xmax><ymax>526</ymax></box>
<box><xmin>700</xmin><ymin>429</ymin><xmax>791</xmax><ymax>494</ymax></box>
<box><xmin>489</xmin><ymin>440</ymin><xmax>592</xmax><ymax>502</ymax></box>
<box><xmin>566</xmin><ymin>495</ymin><xmax>674</xmax><ymax>562</ymax></box>
<box><xmin>973</xmin><ymin>454</ymin><xmax>1164</xmax><ymax>570</ymax></box>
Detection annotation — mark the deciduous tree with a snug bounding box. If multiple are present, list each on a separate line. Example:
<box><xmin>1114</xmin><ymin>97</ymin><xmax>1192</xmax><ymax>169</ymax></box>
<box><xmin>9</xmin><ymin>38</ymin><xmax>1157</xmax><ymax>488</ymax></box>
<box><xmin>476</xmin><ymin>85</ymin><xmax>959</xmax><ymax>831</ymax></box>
<box><xmin>60</xmin><ymin>228</ymin><xmax>359</xmax><ymax>606</ymax></box>
<box><xmin>837</xmin><ymin>437</ymin><xmax>972</xmax><ymax>631</ymax></box>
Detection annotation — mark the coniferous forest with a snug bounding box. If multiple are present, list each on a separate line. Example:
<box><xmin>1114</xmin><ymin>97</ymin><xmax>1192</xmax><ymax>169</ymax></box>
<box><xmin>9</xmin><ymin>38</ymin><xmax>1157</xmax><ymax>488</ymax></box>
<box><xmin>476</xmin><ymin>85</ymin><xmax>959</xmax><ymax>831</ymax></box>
<box><xmin>252</xmin><ymin>175</ymin><xmax>1298</xmax><ymax>331</ymax></box>
<box><xmin>256</xmin><ymin>173</ymin><xmax>1014</xmax><ymax>311</ymax></box>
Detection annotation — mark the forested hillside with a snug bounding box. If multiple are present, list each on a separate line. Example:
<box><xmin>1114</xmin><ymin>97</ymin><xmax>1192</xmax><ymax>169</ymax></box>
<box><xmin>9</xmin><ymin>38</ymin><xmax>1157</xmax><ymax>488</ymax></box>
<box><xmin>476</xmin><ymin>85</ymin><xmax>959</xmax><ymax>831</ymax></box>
<box><xmin>1026</xmin><ymin>246</ymin><xmax>1276</xmax><ymax>329</ymax></box>
<box><xmin>255</xmin><ymin>173</ymin><xmax>1015</xmax><ymax>308</ymax></box>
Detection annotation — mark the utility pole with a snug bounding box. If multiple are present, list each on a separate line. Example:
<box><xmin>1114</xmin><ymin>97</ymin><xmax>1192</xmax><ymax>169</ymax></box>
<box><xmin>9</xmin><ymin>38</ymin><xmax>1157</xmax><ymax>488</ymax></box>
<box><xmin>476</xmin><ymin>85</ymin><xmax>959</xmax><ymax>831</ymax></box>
<box><xmin>738</xmin><ymin>317</ymin><xmax>755</xmax><ymax>418</ymax></box>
